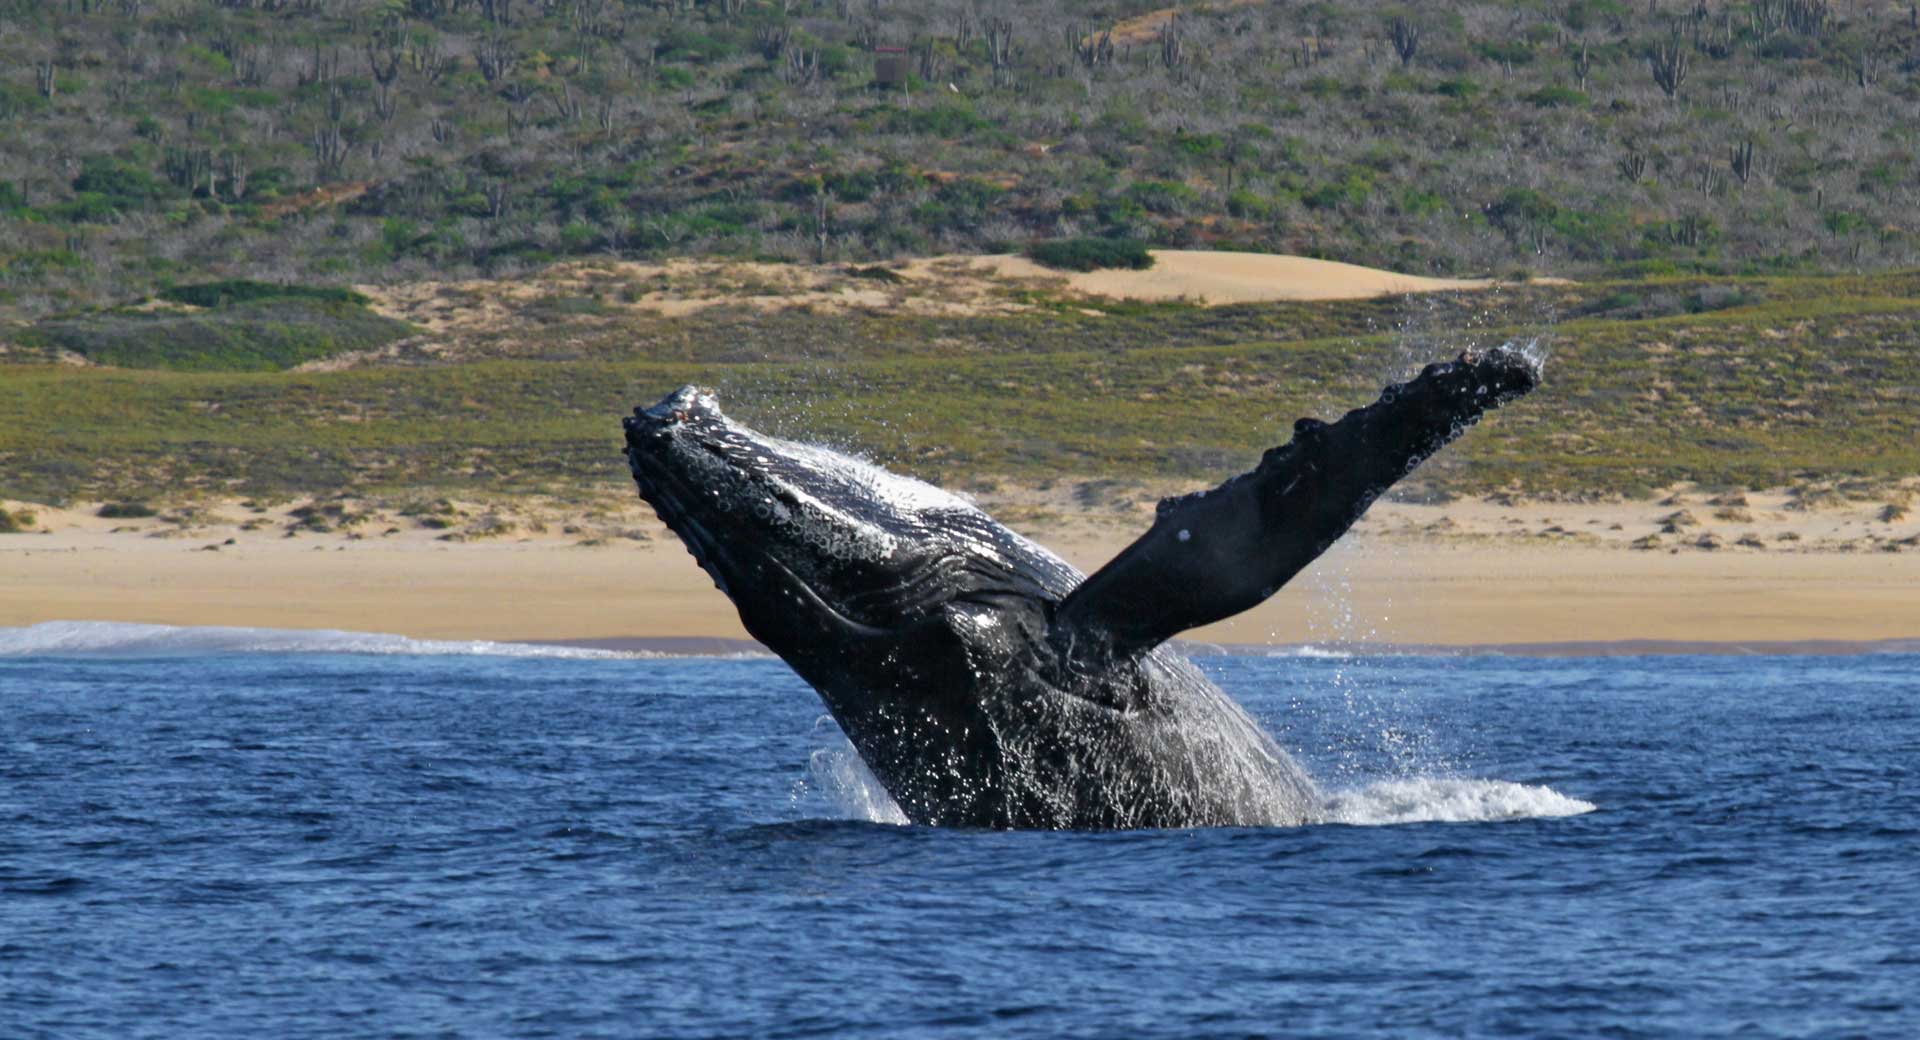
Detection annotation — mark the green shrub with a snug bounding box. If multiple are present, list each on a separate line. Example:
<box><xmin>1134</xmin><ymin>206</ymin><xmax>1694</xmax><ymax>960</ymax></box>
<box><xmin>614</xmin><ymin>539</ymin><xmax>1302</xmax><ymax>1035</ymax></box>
<box><xmin>72</xmin><ymin>156</ymin><xmax>170</xmax><ymax>203</ymax></box>
<box><xmin>159</xmin><ymin>280</ymin><xmax>370</xmax><ymax>308</ymax></box>
<box><xmin>1226</xmin><ymin>189</ymin><xmax>1275</xmax><ymax>219</ymax></box>
<box><xmin>97</xmin><ymin>501</ymin><xmax>158</xmax><ymax>518</ymax></box>
<box><xmin>886</xmin><ymin>103</ymin><xmax>990</xmax><ymax>137</ymax></box>
<box><xmin>1025</xmin><ymin>237</ymin><xmax>1155</xmax><ymax>272</ymax></box>
<box><xmin>1303</xmin><ymin>173</ymin><xmax>1375</xmax><ymax>211</ymax></box>
<box><xmin>29</xmin><ymin>297</ymin><xmax>413</xmax><ymax>371</ymax></box>
<box><xmin>658</xmin><ymin>28</ymin><xmax>739</xmax><ymax>64</ymax></box>
<box><xmin>1687</xmin><ymin>285</ymin><xmax>1759</xmax><ymax>313</ymax></box>
<box><xmin>1398</xmin><ymin>189</ymin><xmax>1449</xmax><ymax>217</ymax></box>
<box><xmin>1823</xmin><ymin>211</ymin><xmax>1870</xmax><ymax>236</ymax></box>
<box><xmin>1563</xmin><ymin>0</ymin><xmax>1630</xmax><ymax>31</ymax></box>
<box><xmin>1487</xmin><ymin>187</ymin><xmax>1558</xmax><ymax>230</ymax></box>
<box><xmin>1127</xmin><ymin>180</ymin><xmax>1199</xmax><ymax>216</ymax></box>
<box><xmin>0</xmin><ymin>249</ymin><xmax>90</xmax><ymax>278</ymax></box>
<box><xmin>1475</xmin><ymin>40</ymin><xmax>1535</xmax><ymax>65</ymax></box>
<box><xmin>0</xmin><ymin>508</ymin><xmax>36</xmax><ymax>533</ymax></box>
<box><xmin>1174</xmin><ymin>133</ymin><xmax>1225</xmax><ymax>160</ymax></box>
<box><xmin>1525</xmin><ymin>85</ymin><xmax>1589</xmax><ymax>108</ymax></box>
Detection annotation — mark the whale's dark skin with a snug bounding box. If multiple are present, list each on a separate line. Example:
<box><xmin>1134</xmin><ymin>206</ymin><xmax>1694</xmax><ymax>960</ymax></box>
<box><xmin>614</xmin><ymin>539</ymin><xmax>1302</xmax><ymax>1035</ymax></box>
<box><xmin>623</xmin><ymin>347</ymin><xmax>1539</xmax><ymax>829</ymax></box>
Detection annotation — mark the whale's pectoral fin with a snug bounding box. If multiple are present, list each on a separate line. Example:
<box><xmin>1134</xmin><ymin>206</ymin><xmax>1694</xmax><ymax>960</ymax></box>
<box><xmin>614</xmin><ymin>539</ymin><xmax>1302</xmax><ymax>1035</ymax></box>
<box><xmin>1049</xmin><ymin>346</ymin><xmax>1541</xmax><ymax>664</ymax></box>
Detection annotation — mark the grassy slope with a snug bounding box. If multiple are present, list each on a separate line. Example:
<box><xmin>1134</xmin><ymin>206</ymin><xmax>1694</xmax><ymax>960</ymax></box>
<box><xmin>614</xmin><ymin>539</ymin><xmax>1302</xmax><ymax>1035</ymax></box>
<box><xmin>2</xmin><ymin>271</ymin><xmax>1916</xmax><ymax>504</ymax></box>
<box><xmin>20</xmin><ymin>297</ymin><xmax>415</xmax><ymax>371</ymax></box>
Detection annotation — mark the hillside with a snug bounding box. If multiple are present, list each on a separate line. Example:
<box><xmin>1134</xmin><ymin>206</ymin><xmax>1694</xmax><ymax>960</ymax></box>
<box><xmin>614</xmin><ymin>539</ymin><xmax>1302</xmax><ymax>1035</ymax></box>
<box><xmin>2</xmin><ymin>0</ymin><xmax>1918</xmax><ymax>315</ymax></box>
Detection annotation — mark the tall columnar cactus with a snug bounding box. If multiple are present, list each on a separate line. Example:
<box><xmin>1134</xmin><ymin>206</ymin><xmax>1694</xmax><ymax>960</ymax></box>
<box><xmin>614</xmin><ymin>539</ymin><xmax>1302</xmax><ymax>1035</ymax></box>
<box><xmin>1730</xmin><ymin>139</ymin><xmax>1756</xmax><ymax>184</ymax></box>
<box><xmin>1389</xmin><ymin>16</ymin><xmax>1421</xmax><ymax>66</ymax></box>
<box><xmin>1649</xmin><ymin>32</ymin><xmax>1689</xmax><ymax>98</ymax></box>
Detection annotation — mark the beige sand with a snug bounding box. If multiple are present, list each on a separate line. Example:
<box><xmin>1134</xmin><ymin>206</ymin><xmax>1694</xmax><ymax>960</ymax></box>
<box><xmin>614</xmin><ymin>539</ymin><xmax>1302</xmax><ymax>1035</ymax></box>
<box><xmin>966</xmin><ymin>251</ymin><xmax>1491</xmax><ymax>305</ymax></box>
<box><xmin>4</xmin><ymin>487</ymin><xmax>1916</xmax><ymax>648</ymax></box>
<box><xmin>345</xmin><ymin>251</ymin><xmax>1502</xmax><ymax>363</ymax></box>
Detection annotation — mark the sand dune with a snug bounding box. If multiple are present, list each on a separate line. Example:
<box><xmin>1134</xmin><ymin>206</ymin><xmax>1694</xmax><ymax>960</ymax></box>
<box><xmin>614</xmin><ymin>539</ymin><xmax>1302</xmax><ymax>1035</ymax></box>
<box><xmin>953</xmin><ymin>251</ymin><xmax>1492</xmax><ymax>305</ymax></box>
<box><xmin>353</xmin><ymin>251</ymin><xmax>1503</xmax><ymax>341</ymax></box>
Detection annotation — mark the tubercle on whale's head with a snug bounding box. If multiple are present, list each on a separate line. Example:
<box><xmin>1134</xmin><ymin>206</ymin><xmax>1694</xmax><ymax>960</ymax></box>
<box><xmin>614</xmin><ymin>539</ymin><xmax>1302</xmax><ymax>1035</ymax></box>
<box><xmin>625</xmin><ymin>385</ymin><xmax>725</xmax><ymax>437</ymax></box>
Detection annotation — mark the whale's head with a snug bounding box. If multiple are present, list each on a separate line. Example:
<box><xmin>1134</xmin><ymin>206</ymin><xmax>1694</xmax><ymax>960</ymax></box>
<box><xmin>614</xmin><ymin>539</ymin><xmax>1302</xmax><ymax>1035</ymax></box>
<box><xmin>622</xmin><ymin>387</ymin><xmax>1077</xmax><ymax>671</ymax></box>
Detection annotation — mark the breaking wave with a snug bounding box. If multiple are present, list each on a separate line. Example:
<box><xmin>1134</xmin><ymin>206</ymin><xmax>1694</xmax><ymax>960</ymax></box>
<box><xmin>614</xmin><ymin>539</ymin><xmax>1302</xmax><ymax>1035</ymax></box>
<box><xmin>0</xmin><ymin>621</ymin><xmax>654</xmax><ymax>659</ymax></box>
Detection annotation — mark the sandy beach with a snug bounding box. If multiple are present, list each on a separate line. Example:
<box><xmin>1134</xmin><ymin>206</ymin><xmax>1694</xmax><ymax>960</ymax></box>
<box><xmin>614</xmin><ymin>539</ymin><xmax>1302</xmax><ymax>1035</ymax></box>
<box><xmin>4</xmin><ymin>486</ymin><xmax>1916</xmax><ymax>652</ymax></box>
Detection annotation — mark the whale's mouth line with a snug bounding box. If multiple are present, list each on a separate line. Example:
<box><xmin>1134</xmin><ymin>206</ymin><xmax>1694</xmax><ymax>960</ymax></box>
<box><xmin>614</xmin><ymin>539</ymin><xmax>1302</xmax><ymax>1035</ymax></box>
<box><xmin>627</xmin><ymin>441</ymin><xmax>742</xmax><ymax>593</ymax></box>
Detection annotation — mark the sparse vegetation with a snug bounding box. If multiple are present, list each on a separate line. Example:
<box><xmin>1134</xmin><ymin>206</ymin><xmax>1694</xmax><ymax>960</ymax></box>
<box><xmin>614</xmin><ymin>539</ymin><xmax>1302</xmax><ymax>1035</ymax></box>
<box><xmin>2</xmin><ymin>270</ymin><xmax>1917</xmax><ymax>504</ymax></box>
<box><xmin>1</xmin><ymin>0</ymin><xmax>1917</xmax><ymax>317</ymax></box>
<box><xmin>1026</xmin><ymin>238</ymin><xmax>1156</xmax><ymax>273</ymax></box>
<box><xmin>0</xmin><ymin>507</ymin><xmax>36</xmax><ymax>532</ymax></box>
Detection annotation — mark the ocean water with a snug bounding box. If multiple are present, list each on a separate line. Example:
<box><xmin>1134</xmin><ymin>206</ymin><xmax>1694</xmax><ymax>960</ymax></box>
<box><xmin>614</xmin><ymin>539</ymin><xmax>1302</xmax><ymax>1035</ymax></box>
<box><xmin>3</xmin><ymin>622</ymin><xmax>1917</xmax><ymax>1039</ymax></box>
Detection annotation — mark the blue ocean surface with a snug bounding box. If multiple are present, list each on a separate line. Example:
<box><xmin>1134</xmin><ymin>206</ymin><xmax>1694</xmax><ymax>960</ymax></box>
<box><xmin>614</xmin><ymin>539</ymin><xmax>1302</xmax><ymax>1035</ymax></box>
<box><xmin>3</xmin><ymin>621</ymin><xmax>1917</xmax><ymax>1038</ymax></box>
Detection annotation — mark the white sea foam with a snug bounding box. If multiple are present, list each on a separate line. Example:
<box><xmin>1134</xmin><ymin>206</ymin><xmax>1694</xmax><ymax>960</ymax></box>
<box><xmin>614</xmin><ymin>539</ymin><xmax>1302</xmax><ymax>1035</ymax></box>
<box><xmin>803</xmin><ymin>742</ymin><xmax>910</xmax><ymax>826</ymax></box>
<box><xmin>1265</xmin><ymin>645</ymin><xmax>1354</xmax><ymax>660</ymax></box>
<box><xmin>1321</xmin><ymin>777</ymin><xmax>1596</xmax><ymax>826</ymax></box>
<box><xmin>0</xmin><ymin>621</ymin><xmax>656</xmax><ymax>659</ymax></box>
<box><xmin>804</xmin><ymin>735</ymin><xmax>1592</xmax><ymax>830</ymax></box>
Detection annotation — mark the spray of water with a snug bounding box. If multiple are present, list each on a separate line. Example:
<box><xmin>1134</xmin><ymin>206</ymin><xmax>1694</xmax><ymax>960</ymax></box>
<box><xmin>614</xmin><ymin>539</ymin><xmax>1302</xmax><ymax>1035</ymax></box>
<box><xmin>1257</xmin><ymin>296</ymin><xmax>1582</xmax><ymax>824</ymax></box>
<box><xmin>789</xmin><ymin>719</ymin><xmax>910</xmax><ymax>826</ymax></box>
<box><xmin>1323</xmin><ymin>777</ymin><xmax>1594</xmax><ymax>825</ymax></box>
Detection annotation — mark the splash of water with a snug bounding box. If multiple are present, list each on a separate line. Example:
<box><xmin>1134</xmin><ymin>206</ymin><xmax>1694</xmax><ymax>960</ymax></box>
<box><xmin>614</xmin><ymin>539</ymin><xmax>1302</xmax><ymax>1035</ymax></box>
<box><xmin>1322</xmin><ymin>778</ymin><xmax>1595</xmax><ymax>826</ymax></box>
<box><xmin>794</xmin><ymin>738</ymin><xmax>909</xmax><ymax>826</ymax></box>
<box><xmin>1265</xmin><ymin>645</ymin><xmax>1354</xmax><ymax>660</ymax></box>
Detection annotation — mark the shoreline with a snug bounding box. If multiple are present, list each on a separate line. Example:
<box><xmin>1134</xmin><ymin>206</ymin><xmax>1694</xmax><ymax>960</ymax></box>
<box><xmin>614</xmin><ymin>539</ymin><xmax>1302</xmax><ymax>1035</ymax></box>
<box><xmin>4</xmin><ymin>484</ymin><xmax>1917</xmax><ymax>651</ymax></box>
<box><xmin>6</xmin><ymin>623</ymin><xmax>1916</xmax><ymax>659</ymax></box>
<box><xmin>529</xmin><ymin>635</ymin><xmax>1920</xmax><ymax>659</ymax></box>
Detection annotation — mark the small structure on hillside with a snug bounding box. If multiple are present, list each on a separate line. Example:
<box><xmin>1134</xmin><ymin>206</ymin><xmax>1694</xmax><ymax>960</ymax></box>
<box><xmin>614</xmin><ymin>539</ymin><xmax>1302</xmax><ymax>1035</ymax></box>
<box><xmin>872</xmin><ymin>46</ymin><xmax>907</xmax><ymax>89</ymax></box>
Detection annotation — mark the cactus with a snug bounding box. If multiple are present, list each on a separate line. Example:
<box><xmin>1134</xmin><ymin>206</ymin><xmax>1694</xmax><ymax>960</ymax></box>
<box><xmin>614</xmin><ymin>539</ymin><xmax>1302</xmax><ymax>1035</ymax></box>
<box><xmin>1389</xmin><ymin>16</ymin><xmax>1421</xmax><ymax>66</ymax></box>
<box><xmin>1730</xmin><ymin>139</ymin><xmax>1755</xmax><ymax>184</ymax></box>
<box><xmin>1649</xmin><ymin>32</ymin><xmax>1688</xmax><ymax>98</ymax></box>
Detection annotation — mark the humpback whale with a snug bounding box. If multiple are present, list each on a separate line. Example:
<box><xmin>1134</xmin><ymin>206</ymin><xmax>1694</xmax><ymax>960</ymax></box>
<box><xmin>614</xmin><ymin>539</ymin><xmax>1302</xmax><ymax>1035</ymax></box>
<box><xmin>623</xmin><ymin>347</ymin><xmax>1539</xmax><ymax>829</ymax></box>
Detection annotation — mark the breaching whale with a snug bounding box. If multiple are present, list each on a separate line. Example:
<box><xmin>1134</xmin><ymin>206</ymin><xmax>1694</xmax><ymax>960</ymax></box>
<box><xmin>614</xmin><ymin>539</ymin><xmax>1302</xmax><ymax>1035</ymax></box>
<box><xmin>623</xmin><ymin>347</ymin><xmax>1539</xmax><ymax>829</ymax></box>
